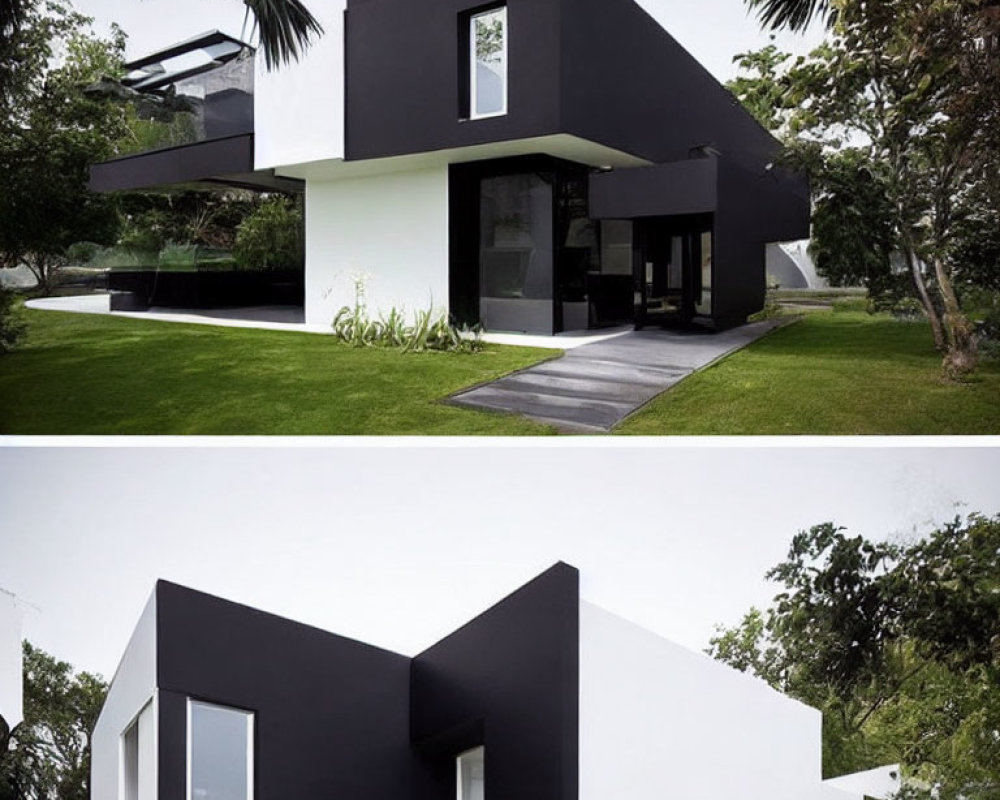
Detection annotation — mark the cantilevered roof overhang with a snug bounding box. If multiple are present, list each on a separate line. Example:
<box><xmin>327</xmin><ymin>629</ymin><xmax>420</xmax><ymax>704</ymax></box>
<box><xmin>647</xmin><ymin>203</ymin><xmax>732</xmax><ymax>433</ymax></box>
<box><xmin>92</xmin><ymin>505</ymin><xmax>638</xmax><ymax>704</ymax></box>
<box><xmin>588</xmin><ymin>158</ymin><xmax>718</xmax><ymax>219</ymax></box>
<box><xmin>88</xmin><ymin>134</ymin><xmax>304</xmax><ymax>194</ymax></box>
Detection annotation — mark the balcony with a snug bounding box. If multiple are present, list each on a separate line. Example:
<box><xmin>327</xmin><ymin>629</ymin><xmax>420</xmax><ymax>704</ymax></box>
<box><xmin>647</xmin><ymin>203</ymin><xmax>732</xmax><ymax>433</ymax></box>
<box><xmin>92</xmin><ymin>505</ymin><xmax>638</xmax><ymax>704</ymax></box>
<box><xmin>89</xmin><ymin>31</ymin><xmax>299</xmax><ymax>194</ymax></box>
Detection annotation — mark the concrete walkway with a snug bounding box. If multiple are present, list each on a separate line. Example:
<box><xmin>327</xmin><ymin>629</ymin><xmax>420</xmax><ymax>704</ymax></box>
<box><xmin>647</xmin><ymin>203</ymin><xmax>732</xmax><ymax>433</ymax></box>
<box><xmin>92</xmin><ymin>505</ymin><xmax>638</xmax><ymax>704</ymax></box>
<box><xmin>449</xmin><ymin>319</ymin><xmax>790</xmax><ymax>432</ymax></box>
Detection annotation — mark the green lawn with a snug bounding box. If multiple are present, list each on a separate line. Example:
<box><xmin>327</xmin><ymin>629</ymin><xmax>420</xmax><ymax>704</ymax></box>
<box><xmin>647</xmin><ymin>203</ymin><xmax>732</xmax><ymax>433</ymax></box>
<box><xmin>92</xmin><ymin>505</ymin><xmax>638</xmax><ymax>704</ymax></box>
<box><xmin>0</xmin><ymin>309</ymin><xmax>558</xmax><ymax>435</ymax></box>
<box><xmin>2</xmin><ymin>306</ymin><xmax>998</xmax><ymax>435</ymax></box>
<box><xmin>616</xmin><ymin>309</ymin><xmax>1000</xmax><ymax>435</ymax></box>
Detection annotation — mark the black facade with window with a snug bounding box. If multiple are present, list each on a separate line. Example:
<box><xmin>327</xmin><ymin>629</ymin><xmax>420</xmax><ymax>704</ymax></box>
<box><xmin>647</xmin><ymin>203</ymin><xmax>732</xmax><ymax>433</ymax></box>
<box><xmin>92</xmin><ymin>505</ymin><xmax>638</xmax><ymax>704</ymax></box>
<box><xmin>150</xmin><ymin>565</ymin><xmax>579</xmax><ymax>800</ymax></box>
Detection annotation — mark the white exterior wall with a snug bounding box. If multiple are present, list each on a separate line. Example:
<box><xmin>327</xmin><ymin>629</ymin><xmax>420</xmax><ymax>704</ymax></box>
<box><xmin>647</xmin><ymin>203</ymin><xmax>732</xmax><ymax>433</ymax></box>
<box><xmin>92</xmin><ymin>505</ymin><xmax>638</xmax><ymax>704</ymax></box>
<box><xmin>0</xmin><ymin>595</ymin><xmax>23</xmax><ymax>729</ymax></box>
<box><xmin>579</xmin><ymin>601</ymin><xmax>825</xmax><ymax>800</ymax></box>
<box><xmin>303</xmin><ymin>167</ymin><xmax>450</xmax><ymax>326</ymax></box>
<box><xmin>253</xmin><ymin>0</ymin><xmax>347</xmax><ymax>169</ymax></box>
<box><xmin>92</xmin><ymin>593</ymin><xmax>158</xmax><ymax>800</ymax></box>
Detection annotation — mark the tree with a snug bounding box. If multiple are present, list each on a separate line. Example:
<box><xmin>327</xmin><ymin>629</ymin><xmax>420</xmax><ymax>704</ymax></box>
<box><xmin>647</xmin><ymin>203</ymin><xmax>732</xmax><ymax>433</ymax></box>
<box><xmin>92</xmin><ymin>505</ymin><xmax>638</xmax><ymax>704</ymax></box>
<box><xmin>729</xmin><ymin>0</ymin><xmax>1000</xmax><ymax>377</ymax></box>
<box><xmin>0</xmin><ymin>642</ymin><xmax>107</xmax><ymax>800</ymax></box>
<box><xmin>0</xmin><ymin>0</ymin><xmax>128</xmax><ymax>295</ymax></box>
<box><xmin>708</xmin><ymin>514</ymin><xmax>1000</xmax><ymax>797</ymax></box>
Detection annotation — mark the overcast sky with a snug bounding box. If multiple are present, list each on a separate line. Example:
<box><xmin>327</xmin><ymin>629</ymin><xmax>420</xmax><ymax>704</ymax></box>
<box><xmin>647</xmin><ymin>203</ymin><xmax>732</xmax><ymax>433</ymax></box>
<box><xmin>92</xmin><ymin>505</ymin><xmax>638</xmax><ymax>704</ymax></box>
<box><xmin>71</xmin><ymin>0</ymin><xmax>827</xmax><ymax>85</ymax></box>
<box><xmin>1</xmin><ymin>444</ymin><xmax>997</xmax><ymax>680</ymax></box>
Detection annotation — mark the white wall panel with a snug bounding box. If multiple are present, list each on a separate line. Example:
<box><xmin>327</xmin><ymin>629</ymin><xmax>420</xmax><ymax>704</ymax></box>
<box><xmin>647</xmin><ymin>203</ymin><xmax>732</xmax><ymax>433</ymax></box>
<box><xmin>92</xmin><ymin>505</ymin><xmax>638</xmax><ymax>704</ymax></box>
<box><xmin>92</xmin><ymin>592</ymin><xmax>157</xmax><ymax>800</ymax></box>
<box><xmin>253</xmin><ymin>0</ymin><xmax>347</xmax><ymax>169</ymax></box>
<box><xmin>137</xmin><ymin>703</ymin><xmax>156</xmax><ymax>800</ymax></box>
<box><xmin>303</xmin><ymin>167</ymin><xmax>450</xmax><ymax>326</ymax></box>
<box><xmin>579</xmin><ymin>601</ymin><xmax>825</xmax><ymax>800</ymax></box>
<box><xmin>0</xmin><ymin>595</ymin><xmax>23</xmax><ymax>729</ymax></box>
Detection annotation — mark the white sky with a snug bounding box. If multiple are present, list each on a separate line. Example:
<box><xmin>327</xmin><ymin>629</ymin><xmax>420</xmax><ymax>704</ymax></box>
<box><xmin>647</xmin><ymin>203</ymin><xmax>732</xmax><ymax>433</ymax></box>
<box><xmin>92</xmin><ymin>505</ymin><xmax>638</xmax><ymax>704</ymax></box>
<box><xmin>1</xmin><ymin>443</ymin><xmax>997</xmax><ymax>680</ymax></box>
<box><xmin>71</xmin><ymin>0</ymin><xmax>827</xmax><ymax>85</ymax></box>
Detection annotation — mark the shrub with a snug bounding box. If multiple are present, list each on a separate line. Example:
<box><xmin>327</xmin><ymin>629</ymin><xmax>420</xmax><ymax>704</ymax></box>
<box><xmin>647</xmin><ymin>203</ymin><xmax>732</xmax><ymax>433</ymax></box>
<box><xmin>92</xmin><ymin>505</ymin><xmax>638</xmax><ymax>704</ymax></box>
<box><xmin>331</xmin><ymin>301</ymin><xmax>483</xmax><ymax>354</ymax></box>
<box><xmin>0</xmin><ymin>285</ymin><xmax>27</xmax><ymax>354</ymax></box>
<box><xmin>234</xmin><ymin>196</ymin><xmax>303</xmax><ymax>270</ymax></box>
<box><xmin>975</xmin><ymin>307</ymin><xmax>1000</xmax><ymax>360</ymax></box>
<box><xmin>65</xmin><ymin>241</ymin><xmax>102</xmax><ymax>265</ymax></box>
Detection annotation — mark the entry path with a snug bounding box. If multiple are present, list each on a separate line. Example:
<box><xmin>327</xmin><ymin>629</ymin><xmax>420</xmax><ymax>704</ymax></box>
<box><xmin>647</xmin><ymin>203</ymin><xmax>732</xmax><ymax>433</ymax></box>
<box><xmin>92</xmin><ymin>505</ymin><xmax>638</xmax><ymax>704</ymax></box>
<box><xmin>450</xmin><ymin>319</ymin><xmax>790</xmax><ymax>432</ymax></box>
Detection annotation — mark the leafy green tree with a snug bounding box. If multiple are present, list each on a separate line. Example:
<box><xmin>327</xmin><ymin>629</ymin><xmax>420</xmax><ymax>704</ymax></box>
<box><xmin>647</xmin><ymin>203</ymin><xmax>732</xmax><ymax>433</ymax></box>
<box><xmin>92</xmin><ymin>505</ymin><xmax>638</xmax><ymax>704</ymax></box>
<box><xmin>0</xmin><ymin>0</ymin><xmax>128</xmax><ymax>295</ymax></box>
<box><xmin>727</xmin><ymin>45</ymin><xmax>796</xmax><ymax>131</ymax></box>
<box><xmin>0</xmin><ymin>642</ymin><xmax>107</xmax><ymax>800</ymax></box>
<box><xmin>234</xmin><ymin>195</ymin><xmax>304</xmax><ymax>270</ymax></box>
<box><xmin>708</xmin><ymin>514</ymin><xmax>1000</xmax><ymax>797</ymax></box>
<box><xmin>730</xmin><ymin>0</ymin><xmax>1000</xmax><ymax>376</ymax></box>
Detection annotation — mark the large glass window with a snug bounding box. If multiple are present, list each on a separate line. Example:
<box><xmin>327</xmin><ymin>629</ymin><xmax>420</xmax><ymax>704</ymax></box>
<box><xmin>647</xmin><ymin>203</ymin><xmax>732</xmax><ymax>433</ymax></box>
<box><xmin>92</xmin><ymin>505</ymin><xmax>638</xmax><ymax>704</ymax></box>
<box><xmin>456</xmin><ymin>746</ymin><xmax>485</xmax><ymax>800</ymax></box>
<box><xmin>188</xmin><ymin>701</ymin><xmax>253</xmax><ymax>800</ymax></box>
<box><xmin>470</xmin><ymin>7</ymin><xmax>507</xmax><ymax>119</ymax></box>
<box><xmin>479</xmin><ymin>172</ymin><xmax>553</xmax><ymax>332</ymax></box>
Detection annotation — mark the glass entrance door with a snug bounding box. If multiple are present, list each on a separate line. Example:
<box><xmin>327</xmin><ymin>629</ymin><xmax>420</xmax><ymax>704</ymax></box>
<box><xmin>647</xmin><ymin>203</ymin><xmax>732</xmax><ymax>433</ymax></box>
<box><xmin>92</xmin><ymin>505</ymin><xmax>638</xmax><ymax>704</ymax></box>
<box><xmin>634</xmin><ymin>217</ymin><xmax>713</xmax><ymax>327</ymax></box>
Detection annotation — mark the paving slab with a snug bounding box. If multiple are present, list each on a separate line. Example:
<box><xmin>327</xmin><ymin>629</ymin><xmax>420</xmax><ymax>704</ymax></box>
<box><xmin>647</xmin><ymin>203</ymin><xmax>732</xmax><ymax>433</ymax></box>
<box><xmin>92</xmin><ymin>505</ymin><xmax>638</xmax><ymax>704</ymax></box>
<box><xmin>450</xmin><ymin>318</ymin><xmax>789</xmax><ymax>432</ymax></box>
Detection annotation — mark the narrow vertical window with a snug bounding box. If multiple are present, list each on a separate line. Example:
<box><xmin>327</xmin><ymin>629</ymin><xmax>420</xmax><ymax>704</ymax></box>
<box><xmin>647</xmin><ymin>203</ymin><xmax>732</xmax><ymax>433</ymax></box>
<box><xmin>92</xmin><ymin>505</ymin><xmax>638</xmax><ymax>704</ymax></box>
<box><xmin>456</xmin><ymin>746</ymin><xmax>485</xmax><ymax>800</ymax></box>
<box><xmin>121</xmin><ymin>702</ymin><xmax>153</xmax><ymax>800</ymax></box>
<box><xmin>470</xmin><ymin>7</ymin><xmax>507</xmax><ymax>119</ymax></box>
<box><xmin>122</xmin><ymin>719</ymin><xmax>139</xmax><ymax>800</ymax></box>
<box><xmin>187</xmin><ymin>700</ymin><xmax>254</xmax><ymax>800</ymax></box>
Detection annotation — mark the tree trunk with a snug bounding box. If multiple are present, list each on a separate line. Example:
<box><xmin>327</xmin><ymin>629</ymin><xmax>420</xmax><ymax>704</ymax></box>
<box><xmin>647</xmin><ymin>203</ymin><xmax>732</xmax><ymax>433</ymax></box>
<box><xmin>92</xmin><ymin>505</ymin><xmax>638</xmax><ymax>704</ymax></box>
<box><xmin>904</xmin><ymin>245</ymin><xmax>946</xmax><ymax>351</ymax></box>
<box><xmin>932</xmin><ymin>254</ymin><xmax>978</xmax><ymax>378</ymax></box>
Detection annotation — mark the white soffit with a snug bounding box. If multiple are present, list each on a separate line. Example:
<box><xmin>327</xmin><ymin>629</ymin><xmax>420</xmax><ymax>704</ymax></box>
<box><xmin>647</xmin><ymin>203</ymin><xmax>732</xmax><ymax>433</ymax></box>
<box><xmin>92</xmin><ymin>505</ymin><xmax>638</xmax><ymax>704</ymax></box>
<box><xmin>824</xmin><ymin>765</ymin><xmax>902</xmax><ymax>800</ymax></box>
<box><xmin>0</xmin><ymin>593</ymin><xmax>23</xmax><ymax>730</ymax></box>
<box><xmin>276</xmin><ymin>133</ymin><xmax>651</xmax><ymax>182</ymax></box>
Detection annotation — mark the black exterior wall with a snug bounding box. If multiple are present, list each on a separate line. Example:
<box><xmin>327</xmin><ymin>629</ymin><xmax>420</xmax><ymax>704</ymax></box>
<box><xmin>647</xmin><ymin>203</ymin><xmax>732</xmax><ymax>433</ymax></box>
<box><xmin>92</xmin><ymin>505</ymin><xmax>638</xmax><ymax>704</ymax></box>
<box><xmin>411</xmin><ymin>563</ymin><xmax>579</xmax><ymax>800</ymax></box>
<box><xmin>345</xmin><ymin>0</ymin><xmax>562</xmax><ymax>161</ymax></box>
<box><xmin>713</xmin><ymin>159</ymin><xmax>810</xmax><ymax>325</ymax></box>
<box><xmin>149</xmin><ymin>567</ymin><xmax>580</xmax><ymax>800</ymax></box>
<box><xmin>558</xmin><ymin>0</ymin><xmax>779</xmax><ymax>171</ymax></box>
<box><xmin>345</xmin><ymin>0</ymin><xmax>781</xmax><ymax>176</ymax></box>
<box><xmin>154</xmin><ymin>581</ymin><xmax>438</xmax><ymax>800</ymax></box>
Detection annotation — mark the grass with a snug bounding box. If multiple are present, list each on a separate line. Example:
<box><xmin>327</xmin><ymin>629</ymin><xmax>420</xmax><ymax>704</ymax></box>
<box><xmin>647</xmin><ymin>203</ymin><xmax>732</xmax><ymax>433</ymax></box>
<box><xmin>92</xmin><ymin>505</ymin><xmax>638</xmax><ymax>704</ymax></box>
<box><xmin>3</xmin><ymin>304</ymin><xmax>998</xmax><ymax>436</ymax></box>
<box><xmin>616</xmin><ymin>308</ymin><xmax>1000</xmax><ymax>435</ymax></box>
<box><xmin>0</xmin><ymin>308</ymin><xmax>558</xmax><ymax>435</ymax></box>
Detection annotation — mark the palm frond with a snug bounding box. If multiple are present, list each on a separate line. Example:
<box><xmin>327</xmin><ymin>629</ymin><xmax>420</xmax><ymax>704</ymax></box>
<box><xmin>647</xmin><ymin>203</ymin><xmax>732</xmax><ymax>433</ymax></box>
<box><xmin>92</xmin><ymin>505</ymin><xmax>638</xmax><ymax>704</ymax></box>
<box><xmin>243</xmin><ymin>0</ymin><xmax>324</xmax><ymax>71</ymax></box>
<box><xmin>746</xmin><ymin>0</ymin><xmax>834</xmax><ymax>32</ymax></box>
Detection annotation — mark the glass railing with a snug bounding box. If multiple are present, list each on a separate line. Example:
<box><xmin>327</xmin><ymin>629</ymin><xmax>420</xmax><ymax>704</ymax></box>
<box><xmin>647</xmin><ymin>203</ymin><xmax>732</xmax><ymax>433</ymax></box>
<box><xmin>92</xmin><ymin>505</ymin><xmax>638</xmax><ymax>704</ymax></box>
<box><xmin>94</xmin><ymin>32</ymin><xmax>255</xmax><ymax>159</ymax></box>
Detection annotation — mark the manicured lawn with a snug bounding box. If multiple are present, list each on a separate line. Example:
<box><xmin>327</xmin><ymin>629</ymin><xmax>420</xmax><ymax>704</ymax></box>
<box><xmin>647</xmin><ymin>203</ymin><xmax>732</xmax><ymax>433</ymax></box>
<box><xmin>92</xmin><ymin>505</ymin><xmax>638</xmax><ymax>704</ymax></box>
<box><xmin>3</xmin><ymin>305</ymin><xmax>998</xmax><ymax>435</ymax></box>
<box><xmin>0</xmin><ymin>309</ymin><xmax>558</xmax><ymax>434</ymax></box>
<box><xmin>616</xmin><ymin>309</ymin><xmax>1000</xmax><ymax>435</ymax></box>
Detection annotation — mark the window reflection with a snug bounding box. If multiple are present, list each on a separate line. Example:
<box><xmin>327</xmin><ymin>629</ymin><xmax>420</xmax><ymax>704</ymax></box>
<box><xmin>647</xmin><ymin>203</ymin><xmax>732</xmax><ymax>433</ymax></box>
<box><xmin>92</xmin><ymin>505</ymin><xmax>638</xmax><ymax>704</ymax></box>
<box><xmin>471</xmin><ymin>8</ymin><xmax>507</xmax><ymax>118</ymax></box>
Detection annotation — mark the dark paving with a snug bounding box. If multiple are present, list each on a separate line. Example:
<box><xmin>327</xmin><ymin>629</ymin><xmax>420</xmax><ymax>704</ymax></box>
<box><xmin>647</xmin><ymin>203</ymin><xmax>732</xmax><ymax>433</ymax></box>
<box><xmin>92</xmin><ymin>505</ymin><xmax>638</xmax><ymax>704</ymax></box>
<box><xmin>450</xmin><ymin>319</ymin><xmax>789</xmax><ymax>432</ymax></box>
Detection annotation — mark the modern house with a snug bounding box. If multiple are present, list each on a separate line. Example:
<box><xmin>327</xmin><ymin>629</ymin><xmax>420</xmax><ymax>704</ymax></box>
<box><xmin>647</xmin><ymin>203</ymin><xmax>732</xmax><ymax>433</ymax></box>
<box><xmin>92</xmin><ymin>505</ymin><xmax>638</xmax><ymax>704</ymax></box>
<box><xmin>91</xmin><ymin>563</ymin><xmax>897</xmax><ymax>800</ymax></box>
<box><xmin>89</xmin><ymin>0</ymin><xmax>809</xmax><ymax>334</ymax></box>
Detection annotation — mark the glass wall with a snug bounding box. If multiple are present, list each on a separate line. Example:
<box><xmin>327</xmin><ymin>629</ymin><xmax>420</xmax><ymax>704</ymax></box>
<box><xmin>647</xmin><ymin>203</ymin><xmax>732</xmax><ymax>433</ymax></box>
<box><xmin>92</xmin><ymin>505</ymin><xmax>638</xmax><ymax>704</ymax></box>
<box><xmin>188</xmin><ymin>701</ymin><xmax>253</xmax><ymax>800</ymax></box>
<box><xmin>479</xmin><ymin>173</ymin><xmax>553</xmax><ymax>333</ymax></box>
<box><xmin>556</xmin><ymin>172</ymin><xmax>599</xmax><ymax>330</ymax></box>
